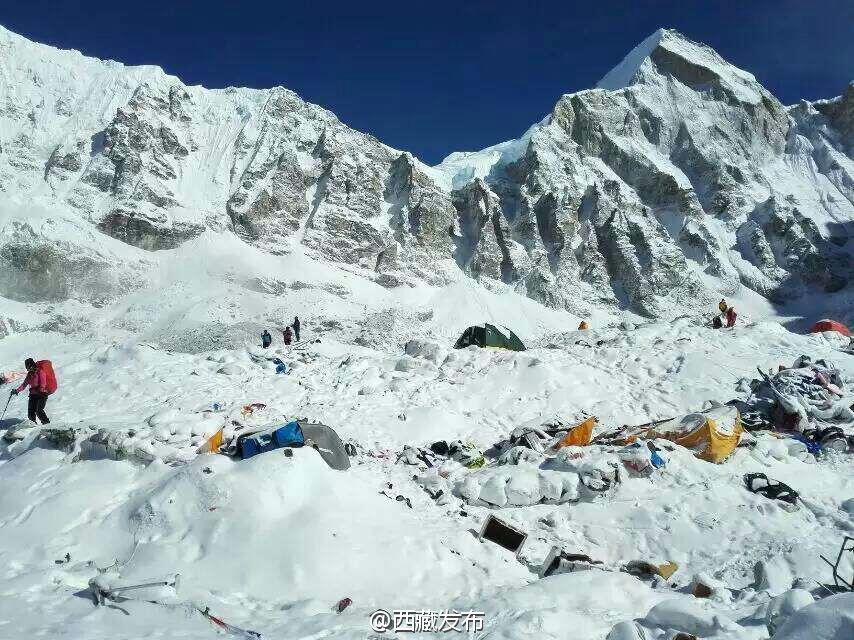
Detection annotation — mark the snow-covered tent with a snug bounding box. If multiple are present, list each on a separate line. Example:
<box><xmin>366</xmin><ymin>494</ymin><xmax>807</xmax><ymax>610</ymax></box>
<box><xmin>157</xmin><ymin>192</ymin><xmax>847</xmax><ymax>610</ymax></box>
<box><xmin>454</xmin><ymin>323</ymin><xmax>526</xmax><ymax>351</ymax></box>
<box><xmin>650</xmin><ymin>406</ymin><xmax>743</xmax><ymax>464</ymax></box>
<box><xmin>809</xmin><ymin>319</ymin><xmax>850</xmax><ymax>337</ymax></box>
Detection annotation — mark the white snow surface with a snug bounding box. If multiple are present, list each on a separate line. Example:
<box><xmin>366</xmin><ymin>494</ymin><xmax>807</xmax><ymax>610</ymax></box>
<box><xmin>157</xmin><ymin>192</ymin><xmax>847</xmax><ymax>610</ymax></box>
<box><xmin>2</xmin><ymin>310</ymin><xmax>854</xmax><ymax>638</ymax></box>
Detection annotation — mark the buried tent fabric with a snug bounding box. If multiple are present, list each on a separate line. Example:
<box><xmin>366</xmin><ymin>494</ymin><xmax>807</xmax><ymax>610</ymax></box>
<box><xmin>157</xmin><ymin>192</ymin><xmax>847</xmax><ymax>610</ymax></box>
<box><xmin>552</xmin><ymin>417</ymin><xmax>596</xmax><ymax>450</ymax></box>
<box><xmin>240</xmin><ymin>422</ymin><xmax>305</xmax><ymax>459</ymax></box>
<box><xmin>648</xmin><ymin>405</ymin><xmax>743</xmax><ymax>464</ymax></box>
<box><xmin>454</xmin><ymin>323</ymin><xmax>526</xmax><ymax>351</ymax></box>
<box><xmin>809</xmin><ymin>319</ymin><xmax>851</xmax><ymax>337</ymax></box>
<box><xmin>300</xmin><ymin>421</ymin><xmax>351</xmax><ymax>471</ymax></box>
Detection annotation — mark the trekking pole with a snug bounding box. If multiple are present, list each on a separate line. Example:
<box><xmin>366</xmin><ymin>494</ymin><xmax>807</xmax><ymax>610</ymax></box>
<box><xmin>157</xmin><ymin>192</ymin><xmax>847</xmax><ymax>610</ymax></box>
<box><xmin>1</xmin><ymin>392</ymin><xmax>13</xmax><ymax>421</ymax></box>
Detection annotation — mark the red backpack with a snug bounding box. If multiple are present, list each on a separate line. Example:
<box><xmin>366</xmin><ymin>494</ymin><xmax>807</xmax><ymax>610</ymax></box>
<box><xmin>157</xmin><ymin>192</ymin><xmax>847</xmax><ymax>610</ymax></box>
<box><xmin>36</xmin><ymin>360</ymin><xmax>58</xmax><ymax>395</ymax></box>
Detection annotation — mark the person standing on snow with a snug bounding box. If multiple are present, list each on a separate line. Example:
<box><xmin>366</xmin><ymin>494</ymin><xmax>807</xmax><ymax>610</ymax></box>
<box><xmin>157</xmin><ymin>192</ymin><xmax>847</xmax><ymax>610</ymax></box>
<box><xmin>293</xmin><ymin>316</ymin><xmax>301</xmax><ymax>342</ymax></box>
<box><xmin>725</xmin><ymin>307</ymin><xmax>737</xmax><ymax>328</ymax></box>
<box><xmin>261</xmin><ymin>330</ymin><xmax>272</xmax><ymax>348</ymax></box>
<box><xmin>11</xmin><ymin>358</ymin><xmax>55</xmax><ymax>424</ymax></box>
<box><xmin>718</xmin><ymin>299</ymin><xmax>728</xmax><ymax>314</ymax></box>
<box><xmin>283</xmin><ymin>326</ymin><xmax>293</xmax><ymax>345</ymax></box>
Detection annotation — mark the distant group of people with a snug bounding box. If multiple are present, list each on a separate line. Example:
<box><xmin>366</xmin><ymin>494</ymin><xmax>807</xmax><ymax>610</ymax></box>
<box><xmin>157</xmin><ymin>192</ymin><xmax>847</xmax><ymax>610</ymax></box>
<box><xmin>712</xmin><ymin>299</ymin><xmax>737</xmax><ymax>329</ymax></box>
<box><xmin>261</xmin><ymin>316</ymin><xmax>301</xmax><ymax>348</ymax></box>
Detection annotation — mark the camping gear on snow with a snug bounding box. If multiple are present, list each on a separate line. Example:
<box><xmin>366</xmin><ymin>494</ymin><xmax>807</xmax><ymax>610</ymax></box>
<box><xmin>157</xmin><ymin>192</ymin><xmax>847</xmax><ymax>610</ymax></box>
<box><xmin>744</xmin><ymin>473</ymin><xmax>799</xmax><ymax>507</ymax></box>
<box><xmin>430</xmin><ymin>440</ymin><xmax>451</xmax><ymax>456</ymax></box>
<box><xmin>578</xmin><ymin>321</ymin><xmax>589</xmax><ymax>330</ymax></box>
<box><xmin>271</xmin><ymin>358</ymin><xmax>288</xmax><ymax>374</ymax></box>
<box><xmin>820</xmin><ymin>537</ymin><xmax>854</xmax><ymax>592</ymax></box>
<box><xmin>89</xmin><ymin>574</ymin><xmax>180</xmax><ymax>606</ymax></box>
<box><xmin>454</xmin><ymin>323</ymin><xmax>526</xmax><ymax>351</ymax></box>
<box><xmin>809</xmin><ymin>319</ymin><xmax>850</xmax><ymax>337</ymax></box>
<box><xmin>539</xmin><ymin>547</ymin><xmax>604</xmax><ymax>578</ymax></box>
<box><xmin>745</xmin><ymin>357</ymin><xmax>853</xmax><ymax>434</ymax></box>
<box><xmin>802</xmin><ymin>426</ymin><xmax>850</xmax><ymax>454</ymax></box>
<box><xmin>196</xmin><ymin>606</ymin><xmax>263</xmax><ymax>639</ymax></box>
<box><xmin>300</xmin><ymin>422</ymin><xmax>351</xmax><ymax>470</ymax></box>
<box><xmin>624</xmin><ymin>560</ymin><xmax>679</xmax><ymax>580</ymax></box>
<box><xmin>552</xmin><ymin>417</ymin><xmax>595</xmax><ymax>450</ymax></box>
<box><xmin>241</xmin><ymin>403</ymin><xmax>267</xmax><ymax>417</ymax></box>
<box><xmin>197</xmin><ymin>428</ymin><xmax>224</xmax><ymax>454</ymax></box>
<box><xmin>240</xmin><ymin>421</ymin><xmax>305</xmax><ymax>459</ymax></box>
<box><xmin>617</xmin><ymin>440</ymin><xmax>665</xmax><ymax>475</ymax></box>
<box><xmin>425</xmin><ymin>439</ymin><xmax>483</xmax><ymax>467</ymax></box>
<box><xmin>479</xmin><ymin>514</ymin><xmax>527</xmax><ymax>558</ymax></box>
<box><xmin>648</xmin><ymin>405</ymin><xmax>743</xmax><ymax>463</ymax></box>
<box><xmin>790</xmin><ymin>433</ymin><xmax>822</xmax><ymax>456</ymax></box>
<box><xmin>397</xmin><ymin>445</ymin><xmax>435</xmax><ymax>467</ymax></box>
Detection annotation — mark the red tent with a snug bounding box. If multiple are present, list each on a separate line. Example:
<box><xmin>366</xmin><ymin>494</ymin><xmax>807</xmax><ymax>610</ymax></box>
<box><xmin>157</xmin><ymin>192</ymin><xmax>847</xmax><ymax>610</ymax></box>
<box><xmin>809</xmin><ymin>319</ymin><xmax>851</xmax><ymax>337</ymax></box>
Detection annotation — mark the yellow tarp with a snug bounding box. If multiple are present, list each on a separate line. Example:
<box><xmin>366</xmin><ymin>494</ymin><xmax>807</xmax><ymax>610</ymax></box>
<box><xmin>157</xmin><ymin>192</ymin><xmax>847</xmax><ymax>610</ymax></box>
<box><xmin>553</xmin><ymin>417</ymin><xmax>596</xmax><ymax>450</ymax></box>
<box><xmin>648</xmin><ymin>406</ymin><xmax>743</xmax><ymax>464</ymax></box>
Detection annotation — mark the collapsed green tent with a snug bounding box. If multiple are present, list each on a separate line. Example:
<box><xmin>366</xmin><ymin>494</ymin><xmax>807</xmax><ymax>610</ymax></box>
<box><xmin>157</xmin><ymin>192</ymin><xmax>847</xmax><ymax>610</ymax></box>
<box><xmin>454</xmin><ymin>323</ymin><xmax>526</xmax><ymax>351</ymax></box>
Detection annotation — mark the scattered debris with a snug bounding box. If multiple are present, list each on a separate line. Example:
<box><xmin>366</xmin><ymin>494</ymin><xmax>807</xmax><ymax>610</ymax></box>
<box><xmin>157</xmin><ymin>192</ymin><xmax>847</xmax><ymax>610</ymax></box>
<box><xmin>539</xmin><ymin>547</ymin><xmax>604</xmax><ymax>578</ymax></box>
<box><xmin>623</xmin><ymin>560</ymin><xmax>679</xmax><ymax>581</ymax></box>
<box><xmin>89</xmin><ymin>573</ymin><xmax>180</xmax><ymax>606</ymax></box>
<box><xmin>478</xmin><ymin>515</ymin><xmax>527</xmax><ymax>558</ymax></box>
<box><xmin>820</xmin><ymin>536</ymin><xmax>854</xmax><ymax>592</ymax></box>
<box><xmin>744</xmin><ymin>473</ymin><xmax>799</xmax><ymax>507</ymax></box>
<box><xmin>196</xmin><ymin>605</ymin><xmax>263</xmax><ymax>639</ymax></box>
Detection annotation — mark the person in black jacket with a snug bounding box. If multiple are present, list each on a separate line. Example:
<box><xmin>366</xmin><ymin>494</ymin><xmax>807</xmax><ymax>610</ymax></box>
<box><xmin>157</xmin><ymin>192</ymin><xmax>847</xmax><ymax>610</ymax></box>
<box><xmin>293</xmin><ymin>316</ymin><xmax>301</xmax><ymax>342</ymax></box>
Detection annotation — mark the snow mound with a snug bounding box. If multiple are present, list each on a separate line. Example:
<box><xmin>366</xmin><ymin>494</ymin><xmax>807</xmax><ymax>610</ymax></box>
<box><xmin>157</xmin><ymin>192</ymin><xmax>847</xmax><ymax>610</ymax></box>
<box><xmin>771</xmin><ymin>593</ymin><xmax>854</xmax><ymax>640</ymax></box>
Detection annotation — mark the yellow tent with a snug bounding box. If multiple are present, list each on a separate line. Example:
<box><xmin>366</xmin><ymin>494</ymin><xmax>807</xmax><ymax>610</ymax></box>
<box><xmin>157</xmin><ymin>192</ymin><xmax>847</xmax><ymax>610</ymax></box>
<box><xmin>648</xmin><ymin>405</ymin><xmax>743</xmax><ymax>463</ymax></box>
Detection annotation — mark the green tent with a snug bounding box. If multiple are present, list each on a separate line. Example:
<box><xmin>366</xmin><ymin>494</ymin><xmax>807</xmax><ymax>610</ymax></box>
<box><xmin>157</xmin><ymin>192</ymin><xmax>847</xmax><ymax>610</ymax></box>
<box><xmin>454</xmin><ymin>323</ymin><xmax>526</xmax><ymax>351</ymax></box>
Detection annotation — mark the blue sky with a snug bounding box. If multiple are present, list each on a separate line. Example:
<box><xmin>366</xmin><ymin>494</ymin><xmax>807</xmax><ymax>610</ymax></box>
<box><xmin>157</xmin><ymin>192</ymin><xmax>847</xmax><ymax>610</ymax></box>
<box><xmin>2</xmin><ymin>1</ymin><xmax>851</xmax><ymax>164</ymax></box>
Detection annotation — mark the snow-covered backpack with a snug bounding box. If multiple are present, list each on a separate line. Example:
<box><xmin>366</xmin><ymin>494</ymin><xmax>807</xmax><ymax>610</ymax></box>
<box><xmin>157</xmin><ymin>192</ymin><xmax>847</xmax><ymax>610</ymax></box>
<box><xmin>37</xmin><ymin>360</ymin><xmax>58</xmax><ymax>395</ymax></box>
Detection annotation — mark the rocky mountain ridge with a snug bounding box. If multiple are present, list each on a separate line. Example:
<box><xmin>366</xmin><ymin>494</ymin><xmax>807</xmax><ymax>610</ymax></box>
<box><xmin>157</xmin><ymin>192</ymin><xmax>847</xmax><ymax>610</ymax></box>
<box><xmin>0</xmin><ymin>26</ymin><xmax>851</xmax><ymax>320</ymax></box>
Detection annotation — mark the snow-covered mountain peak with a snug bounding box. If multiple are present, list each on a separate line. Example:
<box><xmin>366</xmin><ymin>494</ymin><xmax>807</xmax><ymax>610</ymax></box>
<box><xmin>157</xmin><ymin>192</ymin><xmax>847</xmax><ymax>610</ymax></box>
<box><xmin>595</xmin><ymin>27</ymin><xmax>668</xmax><ymax>90</ymax></box>
<box><xmin>597</xmin><ymin>27</ymin><xmax>762</xmax><ymax>104</ymax></box>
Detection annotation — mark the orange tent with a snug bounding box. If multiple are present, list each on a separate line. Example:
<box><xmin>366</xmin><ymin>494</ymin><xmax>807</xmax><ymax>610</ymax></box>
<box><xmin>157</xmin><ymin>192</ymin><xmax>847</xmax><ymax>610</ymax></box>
<box><xmin>552</xmin><ymin>417</ymin><xmax>596</xmax><ymax>450</ymax></box>
<box><xmin>809</xmin><ymin>319</ymin><xmax>850</xmax><ymax>337</ymax></box>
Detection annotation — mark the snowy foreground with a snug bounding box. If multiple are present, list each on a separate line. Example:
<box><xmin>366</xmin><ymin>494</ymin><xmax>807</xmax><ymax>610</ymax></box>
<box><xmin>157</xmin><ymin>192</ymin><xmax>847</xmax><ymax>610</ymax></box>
<box><xmin>1</xmin><ymin>317</ymin><xmax>853</xmax><ymax>640</ymax></box>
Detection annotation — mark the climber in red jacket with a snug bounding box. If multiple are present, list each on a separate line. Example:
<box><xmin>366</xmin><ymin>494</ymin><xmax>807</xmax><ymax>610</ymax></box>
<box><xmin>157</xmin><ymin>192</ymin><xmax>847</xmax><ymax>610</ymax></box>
<box><xmin>11</xmin><ymin>358</ymin><xmax>56</xmax><ymax>424</ymax></box>
<box><xmin>725</xmin><ymin>307</ymin><xmax>737</xmax><ymax>328</ymax></box>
